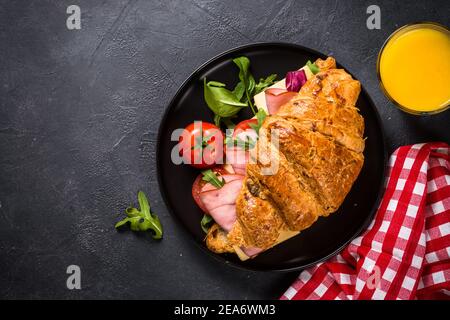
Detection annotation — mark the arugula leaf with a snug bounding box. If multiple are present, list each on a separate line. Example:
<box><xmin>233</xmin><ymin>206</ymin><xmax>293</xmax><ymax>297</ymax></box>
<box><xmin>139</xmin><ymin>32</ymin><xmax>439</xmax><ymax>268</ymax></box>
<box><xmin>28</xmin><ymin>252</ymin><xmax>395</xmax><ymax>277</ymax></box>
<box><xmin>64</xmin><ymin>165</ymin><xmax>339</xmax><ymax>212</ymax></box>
<box><xmin>306</xmin><ymin>60</ymin><xmax>320</xmax><ymax>74</ymax></box>
<box><xmin>191</xmin><ymin>126</ymin><xmax>216</xmax><ymax>152</ymax></box>
<box><xmin>125</xmin><ymin>207</ymin><xmax>140</xmax><ymax>217</ymax></box>
<box><xmin>201</xmin><ymin>169</ymin><xmax>225</xmax><ymax>189</ymax></box>
<box><xmin>204</xmin><ymin>79</ymin><xmax>247</xmax><ymax>120</ymax></box>
<box><xmin>254</xmin><ymin>74</ymin><xmax>277</xmax><ymax>95</ymax></box>
<box><xmin>115</xmin><ymin>218</ymin><xmax>132</xmax><ymax>228</ymax></box>
<box><xmin>233</xmin><ymin>56</ymin><xmax>257</xmax><ymax>114</ymax></box>
<box><xmin>115</xmin><ymin>191</ymin><xmax>163</xmax><ymax>239</ymax></box>
<box><xmin>234</xmin><ymin>136</ymin><xmax>256</xmax><ymax>150</ymax></box>
<box><xmin>138</xmin><ymin>191</ymin><xmax>151</xmax><ymax>220</ymax></box>
<box><xmin>200</xmin><ymin>214</ymin><xmax>214</xmax><ymax>233</ymax></box>
<box><xmin>248</xmin><ymin>108</ymin><xmax>267</xmax><ymax>134</ymax></box>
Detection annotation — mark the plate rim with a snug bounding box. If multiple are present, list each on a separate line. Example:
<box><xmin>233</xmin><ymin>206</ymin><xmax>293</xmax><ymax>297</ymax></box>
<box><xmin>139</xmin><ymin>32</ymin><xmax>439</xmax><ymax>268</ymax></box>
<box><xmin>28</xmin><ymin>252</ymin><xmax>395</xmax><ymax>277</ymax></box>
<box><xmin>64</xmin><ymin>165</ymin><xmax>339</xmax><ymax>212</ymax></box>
<box><xmin>156</xmin><ymin>41</ymin><xmax>387</xmax><ymax>272</ymax></box>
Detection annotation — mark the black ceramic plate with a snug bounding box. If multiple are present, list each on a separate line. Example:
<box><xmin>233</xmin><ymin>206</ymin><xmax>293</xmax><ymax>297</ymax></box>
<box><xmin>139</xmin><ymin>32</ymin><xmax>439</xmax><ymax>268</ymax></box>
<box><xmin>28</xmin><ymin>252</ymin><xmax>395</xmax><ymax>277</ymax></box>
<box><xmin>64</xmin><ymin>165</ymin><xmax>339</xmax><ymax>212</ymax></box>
<box><xmin>157</xmin><ymin>43</ymin><xmax>386</xmax><ymax>272</ymax></box>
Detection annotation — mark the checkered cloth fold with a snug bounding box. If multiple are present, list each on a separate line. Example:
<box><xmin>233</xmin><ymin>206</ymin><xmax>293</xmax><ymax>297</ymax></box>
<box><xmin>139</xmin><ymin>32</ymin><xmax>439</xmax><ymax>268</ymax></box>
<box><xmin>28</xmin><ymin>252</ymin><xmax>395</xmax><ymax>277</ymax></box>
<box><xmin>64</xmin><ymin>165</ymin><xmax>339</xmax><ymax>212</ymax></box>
<box><xmin>281</xmin><ymin>142</ymin><xmax>450</xmax><ymax>300</ymax></box>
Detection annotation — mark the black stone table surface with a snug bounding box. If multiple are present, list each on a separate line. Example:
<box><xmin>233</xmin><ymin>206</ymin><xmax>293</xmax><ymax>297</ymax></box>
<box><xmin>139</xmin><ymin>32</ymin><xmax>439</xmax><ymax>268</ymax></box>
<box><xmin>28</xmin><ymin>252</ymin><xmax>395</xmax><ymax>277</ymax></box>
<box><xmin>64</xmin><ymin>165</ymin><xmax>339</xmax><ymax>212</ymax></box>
<box><xmin>0</xmin><ymin>0</ymin><xmax>449</xmax><ymax>299</ymax></box>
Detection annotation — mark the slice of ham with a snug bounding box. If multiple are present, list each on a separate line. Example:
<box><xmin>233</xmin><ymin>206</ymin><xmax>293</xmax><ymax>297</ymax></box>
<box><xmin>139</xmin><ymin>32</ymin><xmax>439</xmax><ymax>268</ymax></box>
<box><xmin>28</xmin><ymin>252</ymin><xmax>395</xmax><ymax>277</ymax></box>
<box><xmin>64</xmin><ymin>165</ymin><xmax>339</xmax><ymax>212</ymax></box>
<box><xmin>226</xmin><ymin>129</ymin><xmax>258</xmax><ymax>174</ymax></box>
<box><xmin>199</xmin><ymin>174</ymin><xmax>265</xmax><ymax>257</ymax></box>
<box><xmin>241</xmin><ymin>246</ymin><xmax>264</xmax><ymax>257</ymax></box>
<box><xmin>225</xmin><ymin>146</ymin><xmax>250</xmax><ymax>175</ymax></box>
<box><xmin>265</xmin><ymin>88</ymin><xmax>298</xmax><ymax>115</ymax></box>
<box><xmin>208</xmin><ymin>204</ymin><xmax>237</xmax><ymax>233</ymax></box>
<box><xmin>199</xmin><ymin>176</ymin><xmax>244</xmax><ymax>231</ymax></box>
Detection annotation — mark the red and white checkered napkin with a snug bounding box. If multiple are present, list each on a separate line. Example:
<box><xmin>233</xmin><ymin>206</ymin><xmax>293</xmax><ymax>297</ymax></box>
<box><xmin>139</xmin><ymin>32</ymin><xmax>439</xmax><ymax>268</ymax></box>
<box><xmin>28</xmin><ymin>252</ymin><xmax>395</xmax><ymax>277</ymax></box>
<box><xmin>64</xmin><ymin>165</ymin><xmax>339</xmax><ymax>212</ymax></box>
<box><xmin>281</xmin><ymin>142</ymin><xmax>450</xmax><ymax>300</ymax></box>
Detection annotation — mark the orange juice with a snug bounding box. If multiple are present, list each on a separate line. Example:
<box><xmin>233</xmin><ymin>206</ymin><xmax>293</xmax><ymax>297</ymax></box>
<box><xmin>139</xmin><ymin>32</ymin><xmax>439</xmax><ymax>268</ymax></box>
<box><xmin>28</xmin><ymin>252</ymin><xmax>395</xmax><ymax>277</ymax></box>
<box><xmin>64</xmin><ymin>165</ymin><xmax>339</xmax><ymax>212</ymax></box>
<box><xmin>378</xmin><ymin>23</ymin><xmax>450</xmax><ymax>114</ymax></box>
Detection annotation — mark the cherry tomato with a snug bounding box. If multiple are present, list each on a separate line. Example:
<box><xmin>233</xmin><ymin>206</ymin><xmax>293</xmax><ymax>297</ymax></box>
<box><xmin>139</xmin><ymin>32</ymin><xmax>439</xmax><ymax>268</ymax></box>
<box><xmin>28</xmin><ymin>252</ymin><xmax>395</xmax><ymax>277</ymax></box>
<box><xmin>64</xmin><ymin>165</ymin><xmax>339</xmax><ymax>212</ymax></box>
<box><xmin>233</xmin><ymin>119</ymin><xmax>258</xmax><ymax>137</ymax></box>
<box><xmin>179</xmin><ymin>121</ymin><xmax>224</xmax><ymax>169</ymax></box>
<box><xmin>192</xmin><ymin>166</ymin><xmax>228</xmax><ymax>213</ymax></box>
<box><xmin>232</xmin><ymin>119</ymin><xmax>259</xmax><ymax>145</ymax></box>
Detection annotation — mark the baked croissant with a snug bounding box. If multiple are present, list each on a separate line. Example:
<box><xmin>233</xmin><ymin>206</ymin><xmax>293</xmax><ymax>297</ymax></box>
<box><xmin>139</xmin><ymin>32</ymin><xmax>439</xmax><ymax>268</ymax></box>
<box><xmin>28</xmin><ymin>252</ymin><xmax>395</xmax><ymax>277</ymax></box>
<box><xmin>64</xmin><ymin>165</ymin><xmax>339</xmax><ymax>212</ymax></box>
<box><xmin>206</xmin><ymin>57</ymin><xmax>365</xmax><ymax>259</ymax></box>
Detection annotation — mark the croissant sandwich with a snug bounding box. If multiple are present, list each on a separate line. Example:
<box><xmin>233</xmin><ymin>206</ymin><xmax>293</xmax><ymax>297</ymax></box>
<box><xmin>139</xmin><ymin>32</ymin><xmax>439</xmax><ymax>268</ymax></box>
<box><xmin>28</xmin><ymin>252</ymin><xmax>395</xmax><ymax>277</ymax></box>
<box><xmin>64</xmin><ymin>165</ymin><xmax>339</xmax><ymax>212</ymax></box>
<box><xmin>202</xmin><ymin>57</ymin><xmax>365</xmax><ymax>260</ymax></box>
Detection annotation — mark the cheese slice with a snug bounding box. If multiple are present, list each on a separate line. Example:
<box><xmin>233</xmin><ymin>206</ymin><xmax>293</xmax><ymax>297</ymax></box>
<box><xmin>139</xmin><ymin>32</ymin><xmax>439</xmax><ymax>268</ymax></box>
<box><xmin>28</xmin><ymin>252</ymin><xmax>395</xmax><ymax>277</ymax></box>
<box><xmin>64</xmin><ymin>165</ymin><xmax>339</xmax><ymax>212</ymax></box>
<box><xmin>275</xmin><ymin>229</ymin><xmax>300</xmax><ymax>243</ymax></box>
<box><xmin>233</xmin><ymin>246</ymin><xmax>250</xmax><ymax>261</ymax></box>
<box><xmin>254</xmin><ymin>65</ymin><xmax>314</xmax><ymax>112</ymax></box>
<box><xmin>233</xmin><ymin>229</ymin><xmax>301</xmax><ymax>261</ymax></box>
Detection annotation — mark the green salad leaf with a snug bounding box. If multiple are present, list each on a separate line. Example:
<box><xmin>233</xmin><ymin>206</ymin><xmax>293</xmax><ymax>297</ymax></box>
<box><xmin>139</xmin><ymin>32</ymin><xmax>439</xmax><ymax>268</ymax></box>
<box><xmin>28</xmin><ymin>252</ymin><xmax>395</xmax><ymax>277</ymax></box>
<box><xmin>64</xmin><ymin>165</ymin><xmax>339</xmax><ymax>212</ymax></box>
<box><xmin>233</xmin><ymin>56</ymin><xmax>257</xmax><ymax>113</ymax></box>
<box><xmin>213</xmin><ymin>114</ymin><xmax>222</xmax><ymax>127</ymax></box>
<box><xmin>115</xmin><ymin>191</ymin><xmax>163</xmax><ymax>239</ymax></box>
<box><xmin>200</xmin><ymin>214</ymin><xmax>214</xmax><ymax>233</ymax></box>
<box><xmin>232</xmin><ymin>81</ymin><xmax>245</xmax><ymax>101</ymax></box>
<box><xmin>306</xmin><ymin>60</ymin><xmax>320</xmax><ymax>74</ymax></box>
<box><xmin>254</xmin><ymin>74</ymin><xmax>277</xmax><ymax>95</ymax></box>
<box><xmin>204</xmin><ymin>79</ymin><xmax>247</xmax><ymax>125</ymax></box>
<box><xmin>203</xmin><ymin>56</ymin><xmax>277</xmax><ymax>126</ymax></box>
<box><xmin>234</xmin><ymin>136</ymin><xmax>257</xmax><ymax>150</ymax></box>
<box><xmin>248</xmin><ymin>108</ymin><xmax>267</xmax><ymax>134</ymax></box>
<box><xmin>199</xmin><ymin>169</ymin><xmax>226</xmax><ymax>233</ymax></box>
<box><xmin>201</xmin><ymin>169</ymin><xmax>225</xmax><ymax>189</ymax></box>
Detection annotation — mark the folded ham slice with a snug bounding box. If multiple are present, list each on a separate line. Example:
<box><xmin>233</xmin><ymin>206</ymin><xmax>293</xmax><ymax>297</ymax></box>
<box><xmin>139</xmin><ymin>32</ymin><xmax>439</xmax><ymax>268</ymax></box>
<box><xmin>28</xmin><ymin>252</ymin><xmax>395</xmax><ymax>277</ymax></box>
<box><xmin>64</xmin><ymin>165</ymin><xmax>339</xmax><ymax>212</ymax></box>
<box><xmin>265</xmin><ymin>88</ymin><xmax>298</xmax><ymax>115</ymax></box>
<box><xmin>225</xmin><ymin>127</ymin><xmax>258</xmax><ymax>175</ymax></box>
<box><xmin>200</xmin><ymin>174</ymin><xmax>264</xmax><ymax>256</ymax></box>
<box><xmin>199</xmin><ymin>176</ymin><xmax>244</xmax><ymax>231</ymax></box>
<box><xmin>225</xmin><ymin>146</ymin><xmax>249</xmax><ymax>175</ymax></box>
<box><xmin>241</xmin><ymin>246</ymin><xmax>263</xmax><ymax>257</ymax></box>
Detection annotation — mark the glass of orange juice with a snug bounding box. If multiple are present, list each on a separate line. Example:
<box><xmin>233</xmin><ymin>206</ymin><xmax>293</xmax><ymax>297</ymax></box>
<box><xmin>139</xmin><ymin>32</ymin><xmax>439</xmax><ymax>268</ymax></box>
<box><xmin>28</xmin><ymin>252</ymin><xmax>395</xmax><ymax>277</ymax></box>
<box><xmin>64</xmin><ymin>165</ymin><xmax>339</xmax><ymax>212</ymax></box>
<box><xmin>377</xmin><ymin>22</ymin><xmax>450</xmax><ymax>114</ymax></box>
